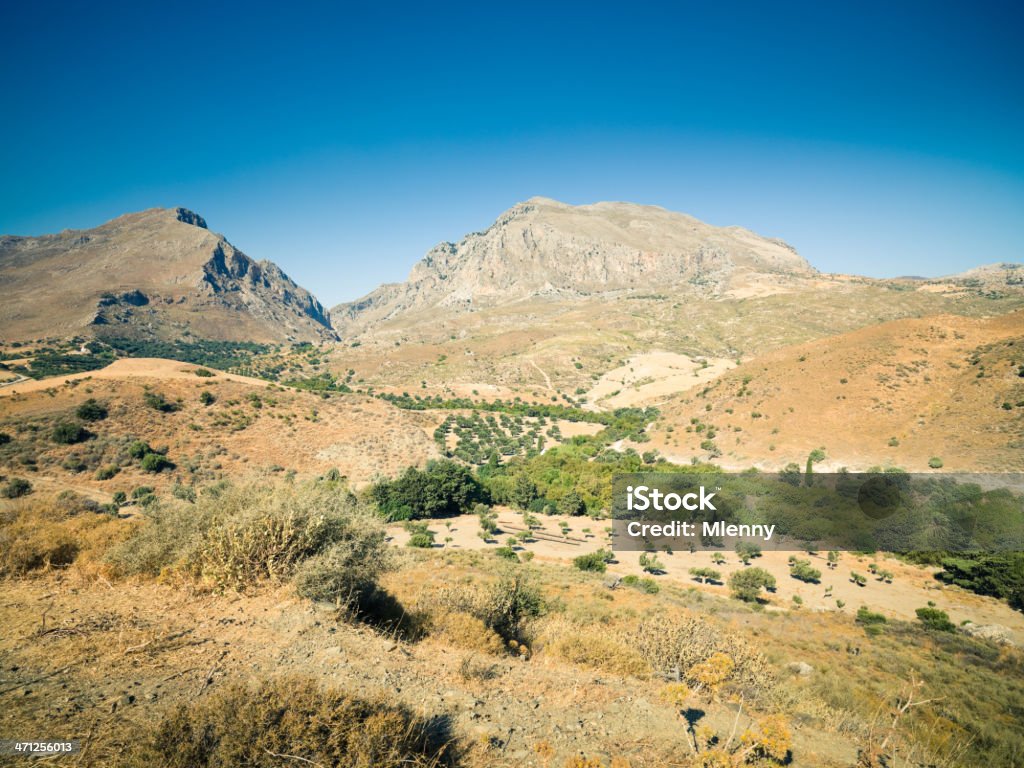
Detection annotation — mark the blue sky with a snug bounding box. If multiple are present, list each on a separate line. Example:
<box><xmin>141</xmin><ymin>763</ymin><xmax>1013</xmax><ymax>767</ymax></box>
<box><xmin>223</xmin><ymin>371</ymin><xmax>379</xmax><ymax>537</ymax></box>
<box><xmin>2</xmin><ymin>1</ymin><xmax>1022</xmax><ymax>305</ymax></box>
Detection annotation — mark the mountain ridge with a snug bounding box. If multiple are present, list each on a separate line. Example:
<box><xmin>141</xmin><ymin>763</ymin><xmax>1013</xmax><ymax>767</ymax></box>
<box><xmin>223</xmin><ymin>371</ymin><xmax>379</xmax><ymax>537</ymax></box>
<box><xmin>0</xmin><ymin>207</ymin><xmax>336</xmax><ymax>343</ymax></box>
<box><xmin>332</xmin><ymin>197</ymin><xmax>817</xmax><ymax>330</ymax></box>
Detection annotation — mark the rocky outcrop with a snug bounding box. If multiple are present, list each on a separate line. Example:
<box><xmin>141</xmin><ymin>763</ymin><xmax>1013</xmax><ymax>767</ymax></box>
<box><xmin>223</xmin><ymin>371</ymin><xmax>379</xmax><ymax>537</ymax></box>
<box><xmin>333</xmin><ymin>197</ymin><xmax>815</xmax><ymax>330</ymax></box>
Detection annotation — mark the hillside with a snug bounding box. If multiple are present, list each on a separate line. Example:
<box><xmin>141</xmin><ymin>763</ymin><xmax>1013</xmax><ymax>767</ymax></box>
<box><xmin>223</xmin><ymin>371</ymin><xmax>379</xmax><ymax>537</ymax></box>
<box><xmin>0</xmin><ymin>208</ymin><xmax>336</xmax><ymax>343</ymax></box>
<box><xmin>333</xmin><ymin>197</ymin><xmax>816</xmax><ymax>331</ymax></box>
<box><xmin>648</xmin><ymin>312</ymin><xmax>1024</xmax><ymax>472</ymax></box>
<box><xmin>0</xmin><ymin>358</ymin><xmax>440</xmax><ymax>497</ymax></box>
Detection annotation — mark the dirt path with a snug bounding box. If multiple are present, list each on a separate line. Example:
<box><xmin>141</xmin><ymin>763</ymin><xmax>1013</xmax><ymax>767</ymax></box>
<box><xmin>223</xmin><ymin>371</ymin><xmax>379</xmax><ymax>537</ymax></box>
<box><xmin>0</xmin><ymin>358</ymin><xmax>271</xmax><ymax>398</ymax></box>
<box><xmin>526</xmin><ymin>358</ymin><xmax>553</xmax><ymax>392</ymax></box>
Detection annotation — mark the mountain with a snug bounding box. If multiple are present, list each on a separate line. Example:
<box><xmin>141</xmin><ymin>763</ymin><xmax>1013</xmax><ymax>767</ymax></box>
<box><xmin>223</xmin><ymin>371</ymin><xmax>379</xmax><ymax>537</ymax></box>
<box><xmin>0</xmin><ymin>208</ymin><xmax>336</xmax><ymax>343</ymax></box>
<box><xmin>332</xmin><ymin>197</ymin><xmax>816</xmax><ymax>330</ymax></box>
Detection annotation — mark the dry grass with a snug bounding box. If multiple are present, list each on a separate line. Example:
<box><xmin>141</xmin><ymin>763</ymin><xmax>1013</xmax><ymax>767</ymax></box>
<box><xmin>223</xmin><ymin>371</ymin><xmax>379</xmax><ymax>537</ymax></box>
<box><xmin>117</xmin><ymin>676</ymin><xmax>456</xmax><ymax>767</ymax></box>
<box><xmin>0</xmin><ymin>496</ymin><xmax>127</xmax><ymax>578</ymax></box>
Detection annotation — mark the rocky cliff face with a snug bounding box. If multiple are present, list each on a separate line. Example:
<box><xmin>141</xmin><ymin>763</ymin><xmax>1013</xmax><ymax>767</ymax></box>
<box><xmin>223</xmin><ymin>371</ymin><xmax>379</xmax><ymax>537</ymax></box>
<box><xmin>0</xmin><ymin>208</ymin><xmax>336</xmax><ymax>343</ymax></box>
<box><xmin>333</xmin><ymin>197</ymin><xmax>815</xmax><ymax>329</ymax></box>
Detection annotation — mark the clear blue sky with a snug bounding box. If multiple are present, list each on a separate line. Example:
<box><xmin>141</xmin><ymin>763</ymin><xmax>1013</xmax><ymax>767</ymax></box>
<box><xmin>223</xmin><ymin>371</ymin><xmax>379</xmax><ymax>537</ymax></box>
<box><xmin>2</xmin><ymin>1</ymin><xmax>1022</xmax><ymax>305</ymax></box>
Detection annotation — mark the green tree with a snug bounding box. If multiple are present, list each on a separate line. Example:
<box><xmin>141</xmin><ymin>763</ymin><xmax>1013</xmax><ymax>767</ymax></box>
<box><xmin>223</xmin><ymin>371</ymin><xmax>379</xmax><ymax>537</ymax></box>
<box><xmin>728</xmin><ymin>567</ymin><xmax>776</xmax><ymax>602</ymax></box>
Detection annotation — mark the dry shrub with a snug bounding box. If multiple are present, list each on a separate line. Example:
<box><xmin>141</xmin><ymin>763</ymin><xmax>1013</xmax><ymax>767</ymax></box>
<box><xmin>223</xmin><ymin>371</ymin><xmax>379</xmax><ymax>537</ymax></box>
<box><xmin>629</xmin><ymin>613</ymin><xmax>775</xmax><ymax>698</ymax></box>
<box><xmin>0</xmin><ymin>497</ymin><xmax>125</xmax><ymax>578</ymax></box>
<box><xmin>432</xmin><ymin>611</ymin><xmax>505</xmax><ymax>655</ymax></box>
<box><xmin>119</xmin><ymin>676</ymin><xmax>455</xmax><ymax>767</ymax></box>
<box><xmin>107</xmin><ymin>480</ymin><xmax>387</xmax><ymax>591</ymax></box>
<box><xmin>424</xmin><ymin>570</ymin><xmax>544</xmax><ymax>642</ymax></box>
<box><xmin>537</xmin><ymin>618</ymin><xmax>650</xmax><ymax>678</ymax></box>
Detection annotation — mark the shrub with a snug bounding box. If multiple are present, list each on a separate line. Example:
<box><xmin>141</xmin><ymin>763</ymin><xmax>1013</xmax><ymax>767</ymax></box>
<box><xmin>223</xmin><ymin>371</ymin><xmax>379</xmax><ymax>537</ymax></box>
<box><xmin>0</xmin><ymin>496</ymin><xmax>124</xmax><ymax>577</ymax></box>
<box><xmin>729</xmin><ymin>567</ymin><xmax>776</xmax><ymax>602</ymax></box>
<box><xmin>193</xmin><ymin>368</ymin><xmax>215</xmax><ymax>377</ymax></box>
<box><xmin>916</xmin><ymin>606</ymin><xmax>956</xmax><ymax>632</ymax></box>
<box><xmin>573</xmin><ymin>551</ymin><xmax>608</xmax><ymax>572</ymax></box>
<box><xmin>140</xmin><ymin>452</ymin><xmax>174</xmax><ymax>473</ymax></box>
<box><xmin>143</xmin><ymin>391</ymin><xmax>179</xmax><ymax>412</ymax></box>
<box><xmin>494</xmin><ymin>546</ymin><xmax>519</xmax><ymax>561</ymax></box>
<box><xmin>94</xmin><ymin>464</ymin><xmax>119</xmax><ymax>481</ymax></box>
<box><xmin>3</xmin><ymin>477</ymin><xmax>33</xmax><ymax>498</ymax></box>
<box><xmin>75</xmin><ymin>398</ymin><xmax>108</xmax><ymax>421</ymax></box>
<box><xmin>639</xmin><ymin>552</ymin><xmax>664</xmax><ymax>574</ymax></box>
<box><xmin>789</xmin><ymin>560</ymin><xmax>821</xmax><ymax>583</ymax></box>
<box><xmin>543</xmin><ymin>623</ymin><xmax>651</xmax><ymax>678</ymax></box>
<box><xmin>928</xmin><ymin>457</ymin><xmax>944</xmax><ymax>469</ymax></box>
<box><xmin>108</xmin><ymin>481</ymin><xmax>385</xmax><ymax>590</ymax></box>
<box><xmin>689</xmin><ymin>567</ymin><xmax>721</xmax><ymax>584</ymax></box>
<box><xmin>199</xmin><ymin>390</ymin><xmax>216</xmax><ymax>406</ymax></box>
<box><xmin>123</xmin><ymin>677</ymin><xmax>453</xmax><ymax>768</ymax></box>
<box><xmin>0</xmin><ymin>432</ymin><xmax>10</xmax><ymax>445</ymax></box>
<box><xmin>431</xmin><ymin>611</ymin><xmax>505</xmax><ymax>654</ymax></box>
<box><xmin>428</xmin><ymin>571</ymin><xmax>543</xmax><ymax>642</ymax></box>
<box><xmin>855</xmin><ymin>606</ymin><xmax>887</xmax><ymax>626</ymax></box>
<box><xmin>52</xmin><ymin>421</ymin><xmax>88</xmax><ymax>444</ymax></box>
<box><xmin>407</xmin><ymin>532</ymin><xmax>434</xmax><ymax>549</ymax></box>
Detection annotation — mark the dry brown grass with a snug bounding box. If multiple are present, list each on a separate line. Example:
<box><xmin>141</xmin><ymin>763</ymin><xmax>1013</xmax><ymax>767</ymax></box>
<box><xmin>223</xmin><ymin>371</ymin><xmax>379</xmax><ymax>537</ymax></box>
<box><xmin>431</xmin><ymin>611</ymin><xmax>506</xmax><ymax>655</ymax></box>
<box><xmin>115</xmin><ymin>676</ymin><xmax>456</xmax><ymax>767</ymax></box>
<box><xmin>0</xmin><ymin>496</ymin><xmax>127</xmax><ymax>578</ymax></box>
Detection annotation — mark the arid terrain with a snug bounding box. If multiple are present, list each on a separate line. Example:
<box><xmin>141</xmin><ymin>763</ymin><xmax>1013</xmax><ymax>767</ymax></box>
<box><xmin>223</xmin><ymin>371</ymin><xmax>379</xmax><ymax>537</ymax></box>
<box><xmin>1</xmin><ymin>199</ymin><xmax>1023</xmax><ymax>767</ymax></box>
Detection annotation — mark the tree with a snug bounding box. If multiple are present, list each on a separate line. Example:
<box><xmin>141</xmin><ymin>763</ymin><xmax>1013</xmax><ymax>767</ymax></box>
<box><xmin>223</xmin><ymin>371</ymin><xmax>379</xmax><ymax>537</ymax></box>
<box><xmin>850</xmin><ymin>571</ymin><xmax>867</xmax><ymax>587</ymax></box>
<box><xmin>805</xmin><ymin>448</ymin><xmax>826</xmax><ymax>485</ymax></box>
<box><xmin>729</xmin><ymin>567</ymin><xmax>776</xmax><ymax>602</ymax></box>
<box><xmin>780</xmin><ymin>463</ymin><xmax>802</xmax><ymax>486</ymax></box>
<box><xmin>511</xmin><ymin>474</ymin><xmax>539</xmax><ymax>510</ymax></box>
<box><xmin>557</xmin><ymin>490</ymin><xmax>585</xmax><ymax>517</ymax></box>
<box><xmin>370</xmin><ymin>459</ymin><xmax>487</xmax><ymax>520</ymax></box>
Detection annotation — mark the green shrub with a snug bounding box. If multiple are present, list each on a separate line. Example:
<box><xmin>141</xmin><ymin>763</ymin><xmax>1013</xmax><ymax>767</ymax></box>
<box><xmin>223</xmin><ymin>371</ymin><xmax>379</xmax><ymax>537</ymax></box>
<box><xmin>199</xmin><ymin>390</ymin><xmax>216</xmax><ymax>406</ymax></box>
<box><xmin>689</xmin><ymin>566</ymin><xmax>721</xmax><ymax>584</ymax></box>
<box><xmin>143</xmin><ymin>391</ymin><xmax>179</xmax><ymax>412</ymax></box>
<box><xmin>494</xmin><ymin>546</ymin><xmax>519</xmax><ymax>561</ymax></box>
<box><xmin>193</xmin><ymin>368</ymin><xmax>216</xmax><ymax>377</ymax></box>
<box><xmin>789</xmin><ymin>560</ymin><xmax>821</xmax><ymax>583</ymax></box>
<box><xmin>3</xmin><ymin>477</ymin><xmax>33</xmax><ymax>498</ymax></box>
<box><xmin>855</xmin><ymin>606</ymin><xmax>887</xmax><ymax>626</ymax></box>
<box><xmin>52</xmin><ymin>421</ymin><xmax>88</xmax><ymax>444</ymax></box>
<box><xmin>916</xmin><ymin>606</ymin><xmax>956</xmax><ymax>632</ymax></box>
<box><xmin>928</xmin><ymin>456</ymin><xmax>944</xmax><ymax>469</ymax></box>
<box><xmin>128</xmin><ymin>440</ymin><xmax>151</xmax><ymax>459</ymax></box>
<box><xmin>573</xmin><ymin>550</ymin><xmax>608</xmax><ymax>572</ymax></box>
<box><xmin>95</xmin><ymin>464</ymin><xmax>120</xmax><ymax>481</ymax></box>
<box><xmin>140</xmin><ymin>452</ymin><xmax>174</xmax><ymax>473</ymax></box>
<box><xmin>75</xmin><ymin>398</ymin><xmax>108</xmax><ymax>421</ymax></box>
<box><xmin>407</xmin><ymin>532</ymin><xmax>434</xmax><ymax>548</ymax></box>
<box><xmin>0</xmin><ymin>432</ymin><xmax>11</xmax><ymax>445</ymax></box>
